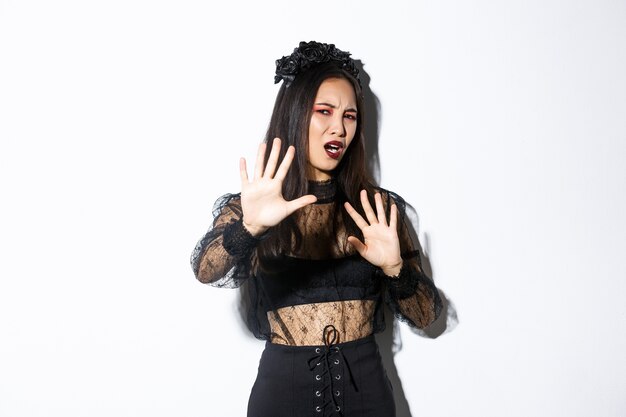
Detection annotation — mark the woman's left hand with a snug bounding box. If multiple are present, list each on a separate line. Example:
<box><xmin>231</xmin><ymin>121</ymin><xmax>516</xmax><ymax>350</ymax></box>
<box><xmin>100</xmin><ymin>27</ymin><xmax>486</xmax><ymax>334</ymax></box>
<box><xmin>344</xmin><ymin>190</ymin><xmax>403</xmax><ymax>277</ymax></box>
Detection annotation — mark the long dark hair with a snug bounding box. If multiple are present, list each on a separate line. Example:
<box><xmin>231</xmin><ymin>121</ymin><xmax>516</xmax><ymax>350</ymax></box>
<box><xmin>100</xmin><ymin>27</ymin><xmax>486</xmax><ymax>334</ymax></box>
<box><xmin>258</xmin><ymin>62</ymin><xmax>378</xmax><ymax>259</ymax></box>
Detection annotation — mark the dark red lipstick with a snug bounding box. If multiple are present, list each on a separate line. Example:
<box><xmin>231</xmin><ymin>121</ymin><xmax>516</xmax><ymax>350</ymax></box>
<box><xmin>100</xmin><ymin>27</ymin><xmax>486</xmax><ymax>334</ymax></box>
<box><xmin>324</xmin><ymin>141</ymin><xmax>344</xmax><ymax>159</ymax></box>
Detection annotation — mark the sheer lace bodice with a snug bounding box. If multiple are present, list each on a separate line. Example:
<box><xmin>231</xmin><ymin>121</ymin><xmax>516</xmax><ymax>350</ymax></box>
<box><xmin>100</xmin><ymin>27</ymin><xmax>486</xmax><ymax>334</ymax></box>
<box><xmin>191</xmin><ymin>180</ymin><xmax>442</xmax><ymax>346</ymax></box>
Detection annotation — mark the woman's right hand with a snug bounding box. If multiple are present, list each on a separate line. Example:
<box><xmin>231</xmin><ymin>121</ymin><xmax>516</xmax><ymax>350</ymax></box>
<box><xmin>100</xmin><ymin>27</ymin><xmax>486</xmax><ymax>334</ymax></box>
<box><xmin>239</xmin><ymin>138</ymin><xmax>317</xmax><ymax>236</ymax></box>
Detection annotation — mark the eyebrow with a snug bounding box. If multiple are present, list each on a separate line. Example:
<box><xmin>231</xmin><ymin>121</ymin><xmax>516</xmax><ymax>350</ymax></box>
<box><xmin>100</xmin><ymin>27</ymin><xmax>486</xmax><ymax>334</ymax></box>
<box><xmin>314</xmin><ymin>102</ymin><xmax>358</xmax><ymax>113</ymax></box>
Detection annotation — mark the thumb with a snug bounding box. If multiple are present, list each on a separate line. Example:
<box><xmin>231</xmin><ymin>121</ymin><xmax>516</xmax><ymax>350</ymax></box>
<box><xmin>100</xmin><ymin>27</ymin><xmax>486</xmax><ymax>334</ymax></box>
<box><xmin>285</xmin><ymin>194</ymin><xmax>317</xmax><ymax>216</ymax></box>
<box><xmin>347</xmin><ymin>236</ymin><xmax>367</xmax><ymax>257</ymax></box>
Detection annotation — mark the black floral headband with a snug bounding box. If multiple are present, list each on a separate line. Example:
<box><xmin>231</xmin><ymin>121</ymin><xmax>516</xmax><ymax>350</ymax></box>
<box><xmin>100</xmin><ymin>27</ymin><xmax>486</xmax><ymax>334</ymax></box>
<box><xmin>274</xmin><ymin>41</ymin><xmax>361</xmax><ymax>87</ymax></box>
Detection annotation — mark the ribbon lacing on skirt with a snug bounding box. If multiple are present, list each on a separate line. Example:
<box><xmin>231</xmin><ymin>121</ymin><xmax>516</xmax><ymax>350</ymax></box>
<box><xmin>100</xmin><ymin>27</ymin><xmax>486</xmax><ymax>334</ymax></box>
<box><xmin>307</xmin><ymin>325</ymin><xmax>359</xmax><ymax>416</ymax></box>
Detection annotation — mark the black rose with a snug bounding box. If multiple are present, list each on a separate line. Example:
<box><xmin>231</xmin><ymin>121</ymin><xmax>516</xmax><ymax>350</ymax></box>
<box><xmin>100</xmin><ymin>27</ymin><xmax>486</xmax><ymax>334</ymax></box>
<box><xmin>273</xmin><ymin>41</ymin><xmax>361</xmax><ymax>87</ymax></box>
<box><xmin>328</xmin><ymin>46</ymin><xmax>349</xmax><ymax>62</ymax></box>
<box><xmin>274</xmin><ymin>55</ymin><xmax>300</xmax><ymax>84</ymax></box>
<box><xmin>297</xmin><ymin>41</ymin><xmax>332</xmax><ymax>65</ymax></box>
<box><xmin>342</xmin><ymin>60</ymin><xmax>358</xmax><ymax>78</ymax></box>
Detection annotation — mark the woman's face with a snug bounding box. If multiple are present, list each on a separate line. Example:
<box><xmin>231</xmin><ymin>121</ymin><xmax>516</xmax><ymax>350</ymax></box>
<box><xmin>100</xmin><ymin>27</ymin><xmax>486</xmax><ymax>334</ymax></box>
<box><xmin>307</xmin><ymin>77</ymin><xmax>358</xmax><ymax>181</ymax></box>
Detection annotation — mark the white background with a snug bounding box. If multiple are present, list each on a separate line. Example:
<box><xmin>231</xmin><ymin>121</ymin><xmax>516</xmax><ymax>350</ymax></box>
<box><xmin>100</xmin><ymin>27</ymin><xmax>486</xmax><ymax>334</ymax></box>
<box><xmin>1</xmin><ymin>1</ymin><xmax>625</xmax><ymax>416</ymax></box>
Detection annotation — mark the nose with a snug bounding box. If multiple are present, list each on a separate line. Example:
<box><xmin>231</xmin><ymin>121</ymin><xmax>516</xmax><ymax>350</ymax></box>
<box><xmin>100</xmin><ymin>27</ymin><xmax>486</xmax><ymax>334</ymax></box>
<box><xmin>330</xmin><ymin>114</ymin><xmax>346</xmax><ymax>137</ymax></box>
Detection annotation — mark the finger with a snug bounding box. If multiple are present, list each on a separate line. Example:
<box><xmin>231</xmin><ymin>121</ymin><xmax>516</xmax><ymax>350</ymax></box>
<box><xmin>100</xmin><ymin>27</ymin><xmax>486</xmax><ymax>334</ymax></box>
<box><xmin>374</xmin><ymin>192</ymin><xmax>387</xmax><ymax>225</ymax></box>
<box><xmin>253</xmin><ymin>142</ymin><xmax>267</xmax><ymax>180</ymax></box>
<box><xmin>263</xmin><ymin>138</ymin><xmax>282</xmax><ymax>178</ymax></box>
<box><xmin>274</xmin><ymin>145</ymin><xmax>295</xmax><ymax>181</ymax></box>
<box><xmin>239</xmin><ymin>157</ymin><xmax>249</xmax><ymax>183</ymax></box>
<box><xmin>344</xmin><ymin>202</ymin><xmax>369</xmax><ymax>230</ymax></box>
<box><xmin>347</xmin><ymin>236</ymin><xmax>367</xmax><ymax>256</ymax></box>
<box><xmin>285</xmin><ymin>194</ymin><xmax>317</xmax><ymax>215</ymax></box>
<box><xmin>389</xmin><ymin>203</ymin><xmax>398</xmax><ymax>231</ymax></box>
<box><xmin>360</xmin><ymin>189</ymin><xmax>378</xmax><ymax>225</ymax></box>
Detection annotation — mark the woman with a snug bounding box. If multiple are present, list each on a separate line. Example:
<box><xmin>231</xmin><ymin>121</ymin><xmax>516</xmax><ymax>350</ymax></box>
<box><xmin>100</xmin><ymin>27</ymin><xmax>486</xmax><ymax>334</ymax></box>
<box><xmin>191</xmin><ymin>41</ymin><xmax>442</xmax><ymax>417</ymax></box>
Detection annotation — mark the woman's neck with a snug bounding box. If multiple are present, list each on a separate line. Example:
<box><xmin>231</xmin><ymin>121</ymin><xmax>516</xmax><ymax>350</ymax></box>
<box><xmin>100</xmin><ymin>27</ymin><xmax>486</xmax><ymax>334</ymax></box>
<box><xmin>307</xmin><ymin>178</ymin><xmax>337</xmax><ymax>204</ymax></box>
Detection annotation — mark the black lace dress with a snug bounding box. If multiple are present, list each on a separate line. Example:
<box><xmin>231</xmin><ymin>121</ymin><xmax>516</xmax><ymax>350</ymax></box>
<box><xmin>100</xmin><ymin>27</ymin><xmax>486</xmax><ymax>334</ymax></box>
<box><xmin>191</xmin><ymin>179</ymin><xmax>442</xmax><ymax>417</ymax></box>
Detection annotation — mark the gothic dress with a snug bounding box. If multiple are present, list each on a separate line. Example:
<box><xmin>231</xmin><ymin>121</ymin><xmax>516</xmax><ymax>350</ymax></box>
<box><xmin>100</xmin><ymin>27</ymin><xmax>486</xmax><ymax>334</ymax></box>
<box><xmin>191</xmin><ymin>179</ymin><xmax>442</xmax><ymax>417</ymax></box>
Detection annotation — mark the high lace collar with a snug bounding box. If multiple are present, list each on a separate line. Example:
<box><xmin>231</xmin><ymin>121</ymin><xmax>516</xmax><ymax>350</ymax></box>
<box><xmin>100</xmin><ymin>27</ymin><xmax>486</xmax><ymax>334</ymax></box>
<box><xmin>307</xmin><ymin>178</ymin><xmax>337</xmax><ymax>204</ymax></box>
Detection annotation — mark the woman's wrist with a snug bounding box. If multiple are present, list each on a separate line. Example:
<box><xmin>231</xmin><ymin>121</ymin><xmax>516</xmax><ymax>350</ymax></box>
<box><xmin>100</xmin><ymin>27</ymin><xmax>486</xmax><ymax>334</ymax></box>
<box><xmin>381</xmin><ymin>260</ymin><xmax>403</xmax><ymax>278</ymax></box>
<box><xmin>242</xmin><ymin>220</ymin><xmax>269</xmax><ymax>237</ymax></box>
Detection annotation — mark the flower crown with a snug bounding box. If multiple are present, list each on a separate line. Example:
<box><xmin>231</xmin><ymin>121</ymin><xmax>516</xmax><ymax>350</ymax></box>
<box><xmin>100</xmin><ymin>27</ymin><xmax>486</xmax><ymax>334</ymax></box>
<box><xmin>274</xmin><ymin>41</ymin><xmax>361</xmax><ymax>87</ymax></box>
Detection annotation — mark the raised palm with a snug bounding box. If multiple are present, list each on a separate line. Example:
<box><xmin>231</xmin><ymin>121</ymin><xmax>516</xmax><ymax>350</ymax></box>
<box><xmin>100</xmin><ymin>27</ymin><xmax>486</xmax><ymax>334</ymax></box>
<box><xmin>344</xmin><ymin>190</ymin><xmax>403</xmax><ymax>275</ymax></box>
<box><xmin>239</xmin><ymin>138</ymin><xmax>317</xmax><ymax>236</ymax></box>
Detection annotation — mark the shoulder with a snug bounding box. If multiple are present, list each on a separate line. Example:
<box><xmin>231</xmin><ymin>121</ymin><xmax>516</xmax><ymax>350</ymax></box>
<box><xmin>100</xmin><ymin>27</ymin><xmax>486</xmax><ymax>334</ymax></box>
<box><xmin>372</xmin><ymin>187</ymin><xmax>420</xmax><ymax>231</ymax></box>
<box><xmin>372</xmin><ymin>186</ymin><xmax>408</xmax><ymax>212</ymax></box>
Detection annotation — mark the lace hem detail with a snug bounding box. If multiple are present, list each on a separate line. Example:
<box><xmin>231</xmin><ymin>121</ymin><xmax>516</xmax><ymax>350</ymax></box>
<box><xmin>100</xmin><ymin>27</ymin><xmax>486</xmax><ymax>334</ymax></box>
<box><xmin>223</xmin><ymin>218</ymin><xmax>262</xmax><ymax>257</ymax></box>
<box><xmin>385</xmin><ymin>262</ymin><xmax>419</xmax><ymax>299</ymax></box>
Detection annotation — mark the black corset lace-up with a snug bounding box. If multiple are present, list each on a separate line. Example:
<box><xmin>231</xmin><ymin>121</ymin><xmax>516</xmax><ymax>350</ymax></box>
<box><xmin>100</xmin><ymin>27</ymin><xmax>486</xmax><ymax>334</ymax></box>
<box><xmin>307</xmin><ymin>325</ymin><xmax>359</xmax><ymax>416</ymax></box>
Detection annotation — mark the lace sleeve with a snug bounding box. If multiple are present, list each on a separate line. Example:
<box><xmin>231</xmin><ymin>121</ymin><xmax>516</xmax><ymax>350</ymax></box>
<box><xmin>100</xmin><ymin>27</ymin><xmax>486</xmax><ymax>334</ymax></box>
<box><xmin>380</xmin><ymin>191</ymin><xmax>443</xmax><ymax>329</ymax></box>
<box><xmin>190</xmin><ymin>193</ymin><xmax>260</xmax><ymax>287</ymax></box>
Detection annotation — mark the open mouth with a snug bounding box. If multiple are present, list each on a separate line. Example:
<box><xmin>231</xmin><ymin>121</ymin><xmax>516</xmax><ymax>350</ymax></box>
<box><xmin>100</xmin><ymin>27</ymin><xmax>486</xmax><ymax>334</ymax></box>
<box><xmin>324</xmin><ymin>141</ymin><xmax>344</xmax><ymax>159</ymax></box>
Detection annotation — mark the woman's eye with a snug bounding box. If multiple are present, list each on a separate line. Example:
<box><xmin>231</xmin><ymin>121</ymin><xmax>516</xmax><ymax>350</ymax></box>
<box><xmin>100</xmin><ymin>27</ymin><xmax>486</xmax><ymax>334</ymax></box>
<box><xmin>317</xmin><ymin>109</ymin><xmax>331</xmax><ymax>115</ymax></box>
<box><xmin>344</xmin><ymin>113</ymin><xmax>357</xmax><ymax>120</ymax></box>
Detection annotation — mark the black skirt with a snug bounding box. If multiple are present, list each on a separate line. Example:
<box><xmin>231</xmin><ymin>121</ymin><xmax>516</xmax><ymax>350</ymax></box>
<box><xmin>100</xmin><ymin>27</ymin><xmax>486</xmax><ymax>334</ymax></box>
<box><xmin>247</xmin><ymin>332</ymin><xmax>395</xmax><ymax>417</ymax></box>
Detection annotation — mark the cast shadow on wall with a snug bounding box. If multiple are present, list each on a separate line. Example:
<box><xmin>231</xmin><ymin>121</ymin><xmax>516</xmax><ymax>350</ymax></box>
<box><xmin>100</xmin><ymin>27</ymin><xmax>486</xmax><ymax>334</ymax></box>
<box><xmin>358</xmin><ymin>61</ymin><xmax>459</xmax><ymax>417</ymax></box>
